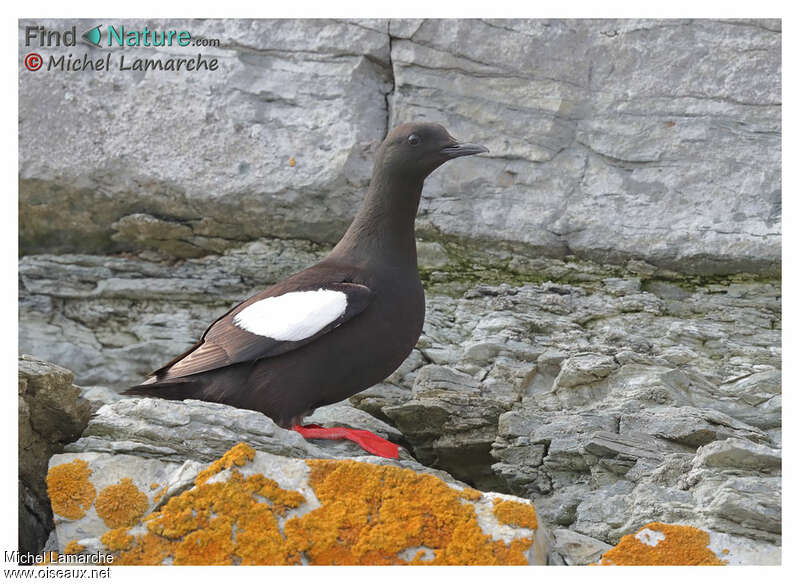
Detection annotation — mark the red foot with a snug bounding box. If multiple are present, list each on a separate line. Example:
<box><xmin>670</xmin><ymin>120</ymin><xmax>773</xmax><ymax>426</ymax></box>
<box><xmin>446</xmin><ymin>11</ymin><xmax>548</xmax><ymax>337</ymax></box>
<box><xmin>292</xmin><ymin>424</ymin><xmax>399</xmax><ymax>459</ymax></box>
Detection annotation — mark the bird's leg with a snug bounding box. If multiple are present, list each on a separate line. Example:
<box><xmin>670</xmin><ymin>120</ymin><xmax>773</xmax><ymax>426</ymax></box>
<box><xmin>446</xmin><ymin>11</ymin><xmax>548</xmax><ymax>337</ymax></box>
<box><xmin>291</xmin><ymin>418</ymin><xmax>399</xmax><ymax>459</ymax></box>
<box><xmin>289</xmin><ymin>413</ymin><xmax>306</xmax><ymax>427</ymax></box>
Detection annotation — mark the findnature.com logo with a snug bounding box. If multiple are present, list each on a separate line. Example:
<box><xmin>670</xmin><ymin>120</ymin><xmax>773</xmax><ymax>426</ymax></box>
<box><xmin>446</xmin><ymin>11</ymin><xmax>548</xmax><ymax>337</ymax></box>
<box><xmin>22</xmin><ymin>23</ymin><xmax>222</xmax><ymax>73</ymax></box>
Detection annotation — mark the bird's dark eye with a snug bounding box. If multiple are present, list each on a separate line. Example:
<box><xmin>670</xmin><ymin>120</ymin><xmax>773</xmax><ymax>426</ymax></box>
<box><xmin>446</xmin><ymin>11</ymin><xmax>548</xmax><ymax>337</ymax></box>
<box><xmin>407</xmin><ymin>134</ymin><xmax>421</xmax><ymax>146</ymax></box>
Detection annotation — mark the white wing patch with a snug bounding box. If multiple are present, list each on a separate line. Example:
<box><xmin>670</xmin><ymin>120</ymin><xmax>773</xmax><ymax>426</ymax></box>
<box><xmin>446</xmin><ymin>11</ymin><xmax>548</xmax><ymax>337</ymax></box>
<box><xmin>232</xmin><ymin>288</ymin><xmax>348</xmax><ymax>341</ymax></box>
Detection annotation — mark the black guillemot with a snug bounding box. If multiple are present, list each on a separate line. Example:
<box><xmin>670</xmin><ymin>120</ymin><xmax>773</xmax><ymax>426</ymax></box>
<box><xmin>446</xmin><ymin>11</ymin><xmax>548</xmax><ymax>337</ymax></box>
<box><xmin>125</xmin><ymin>123</ymin><xmax>489</xmax><ymax>457</ymax></box>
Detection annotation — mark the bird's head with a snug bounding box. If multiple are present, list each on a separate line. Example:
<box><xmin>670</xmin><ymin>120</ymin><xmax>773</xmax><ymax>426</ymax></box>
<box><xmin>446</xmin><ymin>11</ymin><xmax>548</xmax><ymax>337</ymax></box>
<box><xmin>375</xmin><ymin>122</ymin><xmax>489</xmax><ymax>182</ymax></box>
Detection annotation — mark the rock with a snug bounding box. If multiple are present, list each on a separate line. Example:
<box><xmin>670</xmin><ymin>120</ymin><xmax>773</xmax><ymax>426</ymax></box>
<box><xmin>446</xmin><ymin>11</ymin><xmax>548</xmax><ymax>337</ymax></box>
<box><xmin>695</xmin><ymin>476</ymin><xmax>781</xmax><ymax>538</ymax></box>
<box><xmin>527</xmin><ymin>350</ymin><xmax>568</xmax><ymax>395</ymax></box>
<box><xmin>390</xmin><ymin>19</ymin><xmax>779</xmax><ymax>276</ymax></box>
<box><xmin>20</xmin><ymin>252</ymin><xmax>781</xmax><ymax>398</ymax></box>
<box><xmin>19</xmin><ymin>243</ymin><xmax>325</xmax><ymax>387</ymax></box>
<box><xmin>384</xmin><ymin>365</ymin><xmax>511</xmax><ymax>490</ymax></box>
<box><xmin>601</xmin><ymin>278</ymin><xmax>642</xmax><ymax>298</ymax></box>
<box><xmin>47</xmin><ymin>443</ymin><xmax>551</xmax><ymax>565</ymax></box>
<box><xmin>680</xmin><ymin>439</ymin><xmax>782</xmax><ymax>542</ymax></box>
<box><xmin>691</xmin><ymin>437</ymin><xmax>781</xmax><ymax>471</ymax></box>
<box><xmin>714</xmin><ymin>370</ymin><xmax>782</xmax><ymax>429</ymax></box>
<box><xmin>551</xmin><ymin>353</ymin><xmax>619</xmax><ymax>407</ymax></box>
<box><xmin>583</xmin><ymin>431</ymin><xmax>674</xmax><ymax>462</ymax></box>
<box><xmin>551</xmin><ymin>528</ymin><xmax>612</xmax><ymax>565</ymax></box>
<box><xmin>19</xmin><ymin>356</ymin><xmax>91</xmax><ymax>448</ymax></box>
<box><xmin>644</xmin><ymin>280</ymin><xmax>694</xmax><ymax>300</ymax></box>
<box><xmin>416</xmin><ymin>240</ymin><xmax>451</xmax><ymax>269</ymax></box>
<box><xmin>18</xmin><ymin>356</ymin><xmax>92</xmax><ymax>555</ymax></box>
<box><xmin>66</xmin><ymin>397</ymin><xmax>423</xmax><ymax>466</ymax></box>
<box><xmin>570</xmin><ymin>481</ymin><xmax>636</xmax><ymax>541</ymax></box>
<box><xmin>46</xmin><ymin>453</ymin><xmax>199</xmax><ymax>546</ymax></box>
<box><xmin>20</xmin><ymin>20</ymin><xmax>779</xmax><ymax>276</ymax></box>
<box><xmin>705</xmin><ymin>530</ymin><xmax>781</xmax><ymax>565</ymax></box>
<box><xmin>487</xmin><ymin>278</ymin><xmax>782</xmax><ymax>551</ymax></box>
<box><xmin>597</xmin><ymin>522</ymin><xmax>779</xmax><ymax>565</ymax></box>
<box><xmin>412</xmin><ymin>365</ymin><xmax>483</xmax><ymax>398</ymax></box>
<box><xmin>304</xmin><ymin>403</ymin><xmax>405</xmax><ymax>442</ymax></box>
<box><xmin>19</xmin><ymin>255</ymin><xmax>782</xmax><ymax>563</ymax></box>
<box><xmin>554</xmin><ymin>354</ymin><xmax>619</xmax><ymax>390</ymax></box>
<box><xmin>79</xmin><ymin>386</ymin><xmax>125</xmax><ymax>413</ymax></box>
<box><xmin>591</xmin><ymin>437</ymin><xmax>783</xmax><ymax>546</ymax></box>
<box><xmin>619</xmin><ymin>406</ymin><xmax>771</xmax><ymax>448</ymax></box>
<box><xmin>110</xmin><ymin>213</ymin><xmax>212</xmax><ymax>258</ymax></box>
<box><xmin>347</xmin><ymin>382</ymin><xmax>413</xmax><ymax>423</ymax></box>
<box><xmin>20</xmin><ymin>19</ymin><xmax>391</xmax><ymax>257</ymax></box>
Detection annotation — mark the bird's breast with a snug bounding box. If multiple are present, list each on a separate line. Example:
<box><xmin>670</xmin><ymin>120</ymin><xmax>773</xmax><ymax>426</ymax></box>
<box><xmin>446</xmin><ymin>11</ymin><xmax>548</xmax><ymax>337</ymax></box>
<box><xmin>354</xmin><ymin>271</ymin><xmax>425</xmax><ymax>368</ymax></box>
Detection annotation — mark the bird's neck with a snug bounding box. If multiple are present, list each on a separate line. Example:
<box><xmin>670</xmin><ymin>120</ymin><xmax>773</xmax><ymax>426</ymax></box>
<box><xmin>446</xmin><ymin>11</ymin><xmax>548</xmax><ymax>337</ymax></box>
<box><xmin>331</xmin><ymin>168</ymin><xmax>424</xmax><ymax>271</ymax></box>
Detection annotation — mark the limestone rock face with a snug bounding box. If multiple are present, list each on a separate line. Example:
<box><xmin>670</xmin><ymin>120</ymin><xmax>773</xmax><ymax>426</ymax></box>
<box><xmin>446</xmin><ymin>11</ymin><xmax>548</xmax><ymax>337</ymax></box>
<box><xmin>19</xmin><ymin>243</ymin><xmax>325</xmax><ymax>388</ymax></box>
<box><xmin>18</xmin><ymin>356</ymin><xmax>91</xmax><ymax>555</ymax></box>
<box><xmin>20</xmin><ymin>19</ymin><xmax>391</xmax><ymax>257</ymax></box>
<box><xmin>19</xmin><ymin>19</ymin><xmax>779</xmax><ymax>275</ymax></box>
<box><xmin>66</xmin><ymin>397</ymin><xmax>431</xmax><ymax>471</ymax></box>
<box><xmin>47</xmin><ymin>444</ymin><xmax>551</xmax><ymax>565</ymax></box>
<box><xmin>384</xmin><ymin>364</ymin><xmax>513</xmax><ymax>490</ymax></box>
<box><xmin>20</xmin><ymin>257</ymin><xmax>782</xmax><ymax>563</ymax></box>
<box><xmin>390</xmin><ymin>19</ymin><xmax>780</xmax><ymax>276</ymax></box>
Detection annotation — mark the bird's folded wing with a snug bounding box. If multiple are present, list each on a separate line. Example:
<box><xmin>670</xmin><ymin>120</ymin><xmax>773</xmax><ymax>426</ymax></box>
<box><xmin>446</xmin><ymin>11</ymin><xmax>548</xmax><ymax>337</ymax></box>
<box><xmin>150</xmin><ymin>282</ymin><xmax>372</xmax><ymax>381</ymax></box>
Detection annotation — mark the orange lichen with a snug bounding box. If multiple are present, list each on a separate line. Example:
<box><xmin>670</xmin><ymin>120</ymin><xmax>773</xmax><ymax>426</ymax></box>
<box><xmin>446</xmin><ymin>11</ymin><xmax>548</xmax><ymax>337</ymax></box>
<box><xmin>289</xmin><ymin>157</ymin><xmax>296</xmax><ymax>167</ymax></box>
<box><xmin>46</xmin><ymin>459</ymin><xmax>96</xmax><ymax>520</ymax></box>
<box><xmin>258</xmin><ymin>477</ymin><xmax>306</xmax><ymax>515</ymax></box>
<box><xmin>460</xmin><ymin>488</ymin><xmax>483</xmax><ymax>501</ymax></box>
<box><xmin>108</xmin><ymin>450</ymin><xmax>306</xmax><ymax>565</ymax></box>
<box><xmin>117</xmin><ymin>532</ymin><xmax>173</xmax><ymax>566</ymax></box>
<box><xmin>597</xmin><ymin>522</ymin><xmax>726</xmax><ymax>566</ymax></box>
<box><xmin>174</xmin><ymin>516</ymin><xmax>236</xmax><ymax>565</ymax></box>
<box><xmin>153</xmin><ymin>486</ymin><xmax>168</xmax><ymax>501</ymax></box>
<box><xmin>63</xmin><ymin>540</ymin><xmax>85</xmax><ymax>555</ymax></box>
<box><xmin>284</xmin><ymin>459</ymin><xmax>532</xmax><ymax>565</ymax></box>
<box><xmin>101</xmin><ymin>528</ymin><xmax>135</xmax><ymax>552</ymax></box>
<box><xmin>150</xmin><ymin>483</ymin><xmax>160</xmax><ymax>490</ymax></box>
<box><xmin>195</xmin><ymin>442</ymin><xmax>255</xmax><ymax>486</ymax></box>
<box><xmin>492</xmin><ymin>498</ymin><xmax>538</xmax><ymax>530</ymax></box>
<box><xmin>99</xmin><ymin>444</ymin><xmax>534</xmax><ymax>565</ymax></box>
<box><xmin>95</xmin><ymin>478</ymin><xmax>149</xmax><ymax>529</ymax></box>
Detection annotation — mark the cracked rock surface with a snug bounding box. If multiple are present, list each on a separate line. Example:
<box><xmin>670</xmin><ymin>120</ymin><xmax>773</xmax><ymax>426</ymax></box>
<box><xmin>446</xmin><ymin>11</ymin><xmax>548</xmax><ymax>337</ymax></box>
<box><xmin>20</xmin><ymin>252</ymin><xmax>782</xmax><ymax>563</ymax></box>
<box><xmin>20</xmin><ymin>19</ymin><xmax>779</xmax><ymax>275</ymax></box>
<box><xmin>18</xmin><ymin>356</ymin><xmax>92</xmax><ymax>555</ymax></box>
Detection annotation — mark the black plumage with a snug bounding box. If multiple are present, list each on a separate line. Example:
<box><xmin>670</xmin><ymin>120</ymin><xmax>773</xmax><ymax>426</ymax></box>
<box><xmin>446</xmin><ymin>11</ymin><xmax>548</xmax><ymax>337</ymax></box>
<box><xmin>125</xmin><ymin>122</ymin><xmax>488</xmax><ymax>428</ymax></box>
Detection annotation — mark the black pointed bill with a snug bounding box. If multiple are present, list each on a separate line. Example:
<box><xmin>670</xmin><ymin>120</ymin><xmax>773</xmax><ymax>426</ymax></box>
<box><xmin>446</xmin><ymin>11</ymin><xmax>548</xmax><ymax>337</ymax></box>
<box><xmin>440</xmin><ymin>142</ymin><xmax>489</xmax><ymax>159</ymax></box>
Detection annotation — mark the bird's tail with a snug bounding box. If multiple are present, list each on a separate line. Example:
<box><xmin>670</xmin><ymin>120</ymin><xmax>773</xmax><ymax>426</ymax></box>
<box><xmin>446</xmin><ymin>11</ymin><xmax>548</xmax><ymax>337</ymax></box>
<box><xmin>122</xmin><ymin>376</ymin><xmax>197</xmax><ymax>401</ymax></box>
